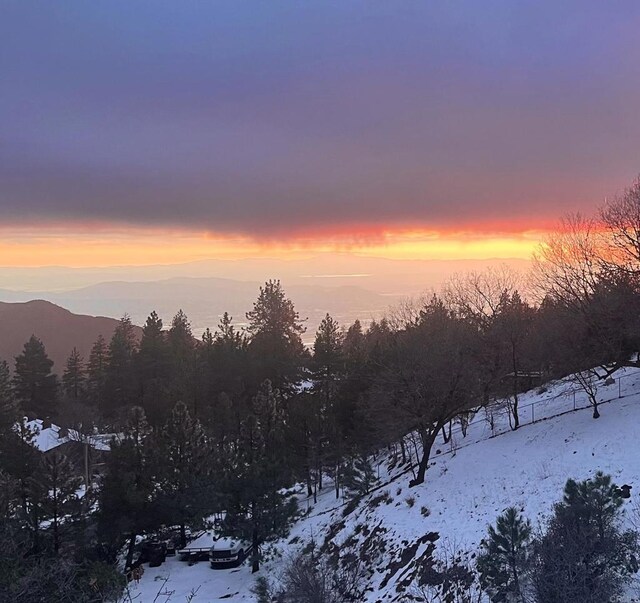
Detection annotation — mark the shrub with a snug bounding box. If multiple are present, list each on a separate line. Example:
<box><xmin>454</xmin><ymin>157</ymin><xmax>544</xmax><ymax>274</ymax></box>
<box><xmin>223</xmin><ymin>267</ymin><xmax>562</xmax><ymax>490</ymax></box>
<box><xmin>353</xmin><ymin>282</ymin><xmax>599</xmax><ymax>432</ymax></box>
<box><xmin>251</xmin><ymin>576</ymin><xmax>272</xmax><ymax>603</ymax></box>
<box><xmin>369</xmin><ymin>490</ymin><xmax>392</xmax><ymax>509</ymax></box>
<box><xmin>274</xmin><ymin>547</ymin><xmax>366</xmax><ymax>602</ymax></box>
<box><xmin>411</xmin><ymin>542</ymin><xmax>482</xmax><ymax>603</ymax></box>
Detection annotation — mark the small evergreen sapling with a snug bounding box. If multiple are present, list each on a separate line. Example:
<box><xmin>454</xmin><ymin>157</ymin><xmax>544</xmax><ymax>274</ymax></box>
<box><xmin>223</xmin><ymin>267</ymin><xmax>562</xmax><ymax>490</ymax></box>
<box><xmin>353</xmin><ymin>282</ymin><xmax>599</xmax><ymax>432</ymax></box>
<box><xmin>342</xmin><ymin>456</ymin><xmax>377</xmax><ymax>499</ymax></box>
<box><xmin>477</xmin><ymin>507</ymin><xmax>531</xmax><ymax>602</ymax></box>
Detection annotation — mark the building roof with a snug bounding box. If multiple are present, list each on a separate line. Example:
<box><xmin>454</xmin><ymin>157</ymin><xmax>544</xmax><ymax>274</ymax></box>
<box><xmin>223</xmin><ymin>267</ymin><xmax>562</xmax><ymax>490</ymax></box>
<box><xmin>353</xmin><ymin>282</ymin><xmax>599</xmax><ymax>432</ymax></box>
<box><xmin>24</xmin><ymin>419</ymin><xmax>112</xmax><ymax>453</ymax></box>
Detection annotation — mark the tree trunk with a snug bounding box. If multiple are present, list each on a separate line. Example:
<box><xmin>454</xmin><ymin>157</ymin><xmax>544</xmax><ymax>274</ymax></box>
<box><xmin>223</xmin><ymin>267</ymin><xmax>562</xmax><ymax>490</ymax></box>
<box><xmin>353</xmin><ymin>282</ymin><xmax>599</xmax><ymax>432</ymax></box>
<box><xmin>52</xmin><ymin>481</ymin><xmax>59</xmax><ymax>554</ymax></box>
<box><xmin>511</xmin><ymin>347</ymin><xmax>520</xmax><ymax>430</ymax></box>
<box><xmin>511</xmin><ymin>395</ymin><xmax>520</xmax><ymax>430</ymax></box>
<box><xmin>511</xmin><ymin>559</ymin><xmax>522</xmax><ymax>603</ymax></box>
<box><xmin>251</xmin><ymin>524</ymin><xmax>259</xmax><ymax>573</ymax></box>
<box><xmin>335</xmin><ymin>463</ymin><xmax>340</xmax><ymax>499</ymax></box>
<box><xmin>126</xmin><ymin>533</ymin><xmax>137</xmax><ymax>569</ymax></box>
<box><xmin>440</xmin><ymin>424</ymin><xmax>450</xmax><ymax>443</ymax></box>
<box><xmin>409</xmin><ymin>427</ymin><xmax>439</xmax><ymax>487</ymax></box>
<box><xmin>400</xmin><ymin>438</ymin><xmax>407</xmax><ymax>464</ymax></box>
<box><xmin>306</xmin><ymin>467</ymin><xmax>313</xmax><ymax>497</ymax></box>
<box><xmin>53</xmin><ymin>513</ymin><xmax>59</xmax><ymax>554</ymax></box>
<box><xmin>180</xmin><ymin>522</ymin><xmax>187</xmax><ymax>549</ymax></box>
<box><xmin>592</xmin><ymin>399</ymin><xmax>600</xmax><ymax>419</ymax></box>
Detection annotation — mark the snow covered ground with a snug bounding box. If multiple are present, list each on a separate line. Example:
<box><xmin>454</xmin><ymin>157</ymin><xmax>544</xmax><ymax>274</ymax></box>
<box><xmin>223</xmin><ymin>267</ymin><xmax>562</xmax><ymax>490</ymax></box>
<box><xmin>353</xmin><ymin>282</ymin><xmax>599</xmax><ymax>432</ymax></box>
<box><xmin>132</xmin><ymin>369</ymin><xmax>640</xmax><ymax>602</ymax></box>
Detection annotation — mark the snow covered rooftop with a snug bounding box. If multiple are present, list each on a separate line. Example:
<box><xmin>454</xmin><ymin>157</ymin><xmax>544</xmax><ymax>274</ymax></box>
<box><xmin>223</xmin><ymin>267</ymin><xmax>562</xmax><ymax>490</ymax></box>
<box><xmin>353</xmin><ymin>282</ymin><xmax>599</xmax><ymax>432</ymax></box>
<box><xmin>24</xmin><ymin>419</ymin><xmax>111</xmax><ymax>453</ymax></box>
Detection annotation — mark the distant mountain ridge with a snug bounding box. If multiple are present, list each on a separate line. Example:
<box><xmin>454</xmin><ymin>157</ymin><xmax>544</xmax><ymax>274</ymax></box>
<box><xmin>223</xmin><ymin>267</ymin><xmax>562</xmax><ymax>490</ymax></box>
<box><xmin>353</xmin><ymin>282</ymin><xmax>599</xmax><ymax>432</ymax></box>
<box><xmin>0</xmin><ymin>300</ymin><xmax>143</xmax><ymax>373</ymax></box>
<box><xmin>0</xmin><ymin>254</ymin><xmax>531</xmax><ymax>293</ymax></box>
<box><xmin>0</xmin><ymin>277</ymin><xmax>394</xmax><ymax>341</ymax></box>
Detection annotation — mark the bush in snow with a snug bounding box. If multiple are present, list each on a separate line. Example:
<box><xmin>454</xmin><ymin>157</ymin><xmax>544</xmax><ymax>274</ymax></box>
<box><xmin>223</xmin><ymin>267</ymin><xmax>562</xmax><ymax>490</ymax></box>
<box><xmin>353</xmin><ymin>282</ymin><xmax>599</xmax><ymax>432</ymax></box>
<box><xmin>411</xmin><ymin>542</ymin><xmax>483</xmax><ymax>603</ymax></box>
<box><xmin>269</xmin><ymin>546</ymin><xmax>366</xmax><ymax>603</ymax></box>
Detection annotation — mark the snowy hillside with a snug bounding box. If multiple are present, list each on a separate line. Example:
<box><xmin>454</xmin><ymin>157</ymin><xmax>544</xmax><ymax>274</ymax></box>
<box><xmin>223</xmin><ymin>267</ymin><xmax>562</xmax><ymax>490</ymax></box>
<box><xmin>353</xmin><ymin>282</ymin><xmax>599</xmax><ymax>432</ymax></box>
<box><xmin>132</xmin><ymin>369</ymin><xmax>640</xmax><ymax>602</ymax></box>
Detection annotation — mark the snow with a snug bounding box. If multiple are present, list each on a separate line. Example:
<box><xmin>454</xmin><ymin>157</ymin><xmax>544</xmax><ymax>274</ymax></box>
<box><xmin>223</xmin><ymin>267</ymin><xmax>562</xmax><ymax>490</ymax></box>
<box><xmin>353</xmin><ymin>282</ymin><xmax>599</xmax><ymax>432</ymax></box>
<box><xmin>132</xmin><ymin>368</ymin><xmax>640</xmax><ymax>602</ymax></box>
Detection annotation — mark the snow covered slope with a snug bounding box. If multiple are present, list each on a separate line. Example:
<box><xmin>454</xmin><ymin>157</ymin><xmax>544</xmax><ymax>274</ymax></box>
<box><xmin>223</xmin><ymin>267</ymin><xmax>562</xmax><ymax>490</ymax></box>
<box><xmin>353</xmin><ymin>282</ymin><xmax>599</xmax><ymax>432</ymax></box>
<box><xmin>132</xmin><ymin>369</ymin><xmax>640</xmax><ymax>602</ymax></box>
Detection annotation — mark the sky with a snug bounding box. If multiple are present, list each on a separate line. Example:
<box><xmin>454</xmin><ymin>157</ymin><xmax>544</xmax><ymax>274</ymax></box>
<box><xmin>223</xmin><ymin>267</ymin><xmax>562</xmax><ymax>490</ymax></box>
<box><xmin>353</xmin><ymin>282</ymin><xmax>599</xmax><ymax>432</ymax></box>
<box><xmin>1</xmin><ymin>1</ymin><xmax>640</xmax><ymax>268</ymax></box>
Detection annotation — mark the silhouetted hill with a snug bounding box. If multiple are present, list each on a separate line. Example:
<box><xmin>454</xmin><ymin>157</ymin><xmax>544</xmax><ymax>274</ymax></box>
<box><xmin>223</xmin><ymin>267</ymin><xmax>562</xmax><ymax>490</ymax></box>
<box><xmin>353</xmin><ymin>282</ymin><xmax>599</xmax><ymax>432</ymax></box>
<box><xmin>0</xmin><ymin>300</ymin><xmax>142</xmax><ymax>373</ymax></box>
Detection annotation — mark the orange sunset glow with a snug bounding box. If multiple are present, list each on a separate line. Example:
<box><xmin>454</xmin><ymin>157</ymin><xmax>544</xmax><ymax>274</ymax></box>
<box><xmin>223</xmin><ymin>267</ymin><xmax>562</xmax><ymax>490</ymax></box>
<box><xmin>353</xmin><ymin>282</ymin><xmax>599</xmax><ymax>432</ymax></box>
<box><xmin>0</xmin><ymin>224</ymin><xmax>546</xmax><ymax>268</ymax></box>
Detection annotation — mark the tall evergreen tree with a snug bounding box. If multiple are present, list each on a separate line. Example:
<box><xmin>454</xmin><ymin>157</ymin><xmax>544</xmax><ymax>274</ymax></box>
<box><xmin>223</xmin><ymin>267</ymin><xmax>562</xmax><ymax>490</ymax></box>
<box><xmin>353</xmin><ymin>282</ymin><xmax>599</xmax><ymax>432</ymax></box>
<box><xmin>13</xmin><ymin>336</ymin><xmax>57</xmax><ymax>418</ymax></box>
<box><xmin>312</xmin><ymin>313</ymin><xmax>344</xmax><ymax>402</ymax></box>
<box><xmin>156</xmin><ymin>402</ymin><xmax>212</xmax><ymax>548</ymax></box>
<box><xmin>98</xmin><ymin>406</ymin><xmax>157</xmax><ymax>567</ymax></box>
<box><xmin>168</xmin><ymin>310</ymin><xmax>197</xmax><ymax>414</ymax></box>
<box><xmin>137</xmin><ymin>311</ymin><xmax>170</xmax><ymax>424</ymax></box>
<box><xmin>223</xmin><ymin>381</ymin><xmax>297</xmax><ymax>572</ymax></box>
<box><xmin>0</xmin><ymin>362</ymin><xmax>24</xmax><ymax>514</ymax></box>
<box><xmin>40</xmin><ymin>452</ymin><xmax>82</xmax><ymax>554</ymax></box>
<box><xmin>0</xmin><ymin>360</ymin><xmax>18</xmax><ymax>433</ymax></box>
<box><xmin>104</xmin><ymin>316</ymin><xmax>138</xmax><ymax>415</ymax></box>
<box><xmin>246</xmin><ymin>280</ymin><xmax>306</xmax><ymax>395</ymax></box>
<box><xmin>210</xmin><ymin>313</ymin><xmax>247</xmax><ymax>402</ymax></box>
<box><xmin>293</xmin><ymin>314</ymin><xmax>345</xmax><ymax>499</ymax></box>
<box><xmin>62</xmin><ymin>348</ymin><xmax>86</xmax><ymax>402</ymax></box>
<box><xmin>337</xmin><ymin>319</ymin><xmax>368</xmax><ymax>443</ymax></box>
<box><xmin>86</xmin><ymin>335</ymin><xmax>108</xmax><ymax>409</ymax></box>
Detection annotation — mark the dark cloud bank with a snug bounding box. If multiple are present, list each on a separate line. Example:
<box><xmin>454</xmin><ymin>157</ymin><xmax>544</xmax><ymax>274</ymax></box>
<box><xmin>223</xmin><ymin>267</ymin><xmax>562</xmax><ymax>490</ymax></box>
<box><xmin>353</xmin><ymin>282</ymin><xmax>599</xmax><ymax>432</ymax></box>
<box><xmin>1</xmin><ymin>1</ymin><xmax>639</xmax><ymax>235</ymax></box>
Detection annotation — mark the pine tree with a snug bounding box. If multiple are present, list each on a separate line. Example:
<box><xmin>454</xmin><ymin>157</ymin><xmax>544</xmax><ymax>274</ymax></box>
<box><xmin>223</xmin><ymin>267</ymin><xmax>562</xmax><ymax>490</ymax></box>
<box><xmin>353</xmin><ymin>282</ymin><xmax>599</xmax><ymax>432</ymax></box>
<box><xmin>312</xmin><ymin>315</ymin><xmax>345</xmax><ymax>498</ymax></box>
<box><xmin>40</xmin><ymin>452</ymin><xmax>82</xmax><ymax>554</ymax></box>
<box><xmin>342</xmin><ymin>455</ymin><xmax>377</xmax><ymax>498</ymax></box>
<box><xmin>0</xmin><ymin>360</ymin><xmax>18</xmax><ymax>433</ymax></box>
<box><xmin>62</xmin><ymin>347</ymin><xmax>86</xmax><ymax>402</ymax></box>
<box><xmin>201</xmin><ymin>313</ymin><xmax>247</xmax><ymax>412</ymax></box>
<box><xmin>246</xmin><ymin>280</ymin><xmax>306</xmax><ymax>395</ymax></box>
<box><xmin>98</xmin><ymin>406</ymin><xmax>157</xmax><ymax>567</ymax></box>
<box><xmin>343</xmin><ymin>319</ymin><xmax>365</xmax><ymax>359</ymax></box>
<box><xmin>533</xmin><ymin>472</ymin><xmax>639</xmax><ymax>603</ymax></box>
<box><xmin>138</xmin><ymin>311</ymin><xmax>167</xmax><ymax>380</ymax></box>
<box><xmin>168</xmin><ymin>310</ymin><xmax>197</xmax><ymax>414</ymax></box>
<box><xmin>477</xmin><ymin>507</ymin><xmax>531</xmax><ymax>602</ymax></box>
<box><xmin>137</xmin><ymin>311</ymin><xmax>170</xmax><ymax>424</ymax></box>
<box><xmin>13</xmin><ymin>335</ymin><xmax>58</xmax><ymax>418</ymax></box>
<box><xmin>312</xmin><ymin>313</ymin><xmax>344</xmax><ymax>402</ymax></box>
<box><xmin>104</xmin><ymin>316</ymin><xmax>138</xmax><ymax>415</ymax></box>
<box><xmin>156</xmin><ymin>402</ymin><xmax>212</xmax><ymax>548</ymax></box>
<box><xmin>1</xmin><ymin>416</ymin><xmax>45</xmax><ymax>552</ymax></box>
<box><xmin>223</xmin><ymin>381</ymin><xmax>297</xmax><ymax>572</ymax></box>
<box><xmin>86</xmin><ymin>335</ymin><xmax>108</xmax><ymax>408</ymax></box>
<box><xmin>215</xmin><ymin>312</ymin><xmax>245</xmax><ymax>349</ymax></box>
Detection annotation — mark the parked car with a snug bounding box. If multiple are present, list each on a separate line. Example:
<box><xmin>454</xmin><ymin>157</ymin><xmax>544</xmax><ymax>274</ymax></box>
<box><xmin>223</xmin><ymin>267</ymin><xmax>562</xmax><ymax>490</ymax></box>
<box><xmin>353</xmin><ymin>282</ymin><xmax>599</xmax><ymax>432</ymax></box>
<box><xmin>209</xmin><ymin>537</ymin><xmax>251</xmax><ymax>569</ymax></box>
<box><xmin>137</xmin><ymin>540</ymin><xmax>167</xmax><ymax>567</ymax></box>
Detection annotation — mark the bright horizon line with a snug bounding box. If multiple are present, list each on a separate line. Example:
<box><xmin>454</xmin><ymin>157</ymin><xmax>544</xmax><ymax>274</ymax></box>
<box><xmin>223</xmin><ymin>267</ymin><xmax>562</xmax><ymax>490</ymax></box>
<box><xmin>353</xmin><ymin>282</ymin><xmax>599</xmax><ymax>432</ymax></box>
<box><xmin>1</xmin><ymin>223</ymin><xmax>548</xmax><ymax>268</ymax></box>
